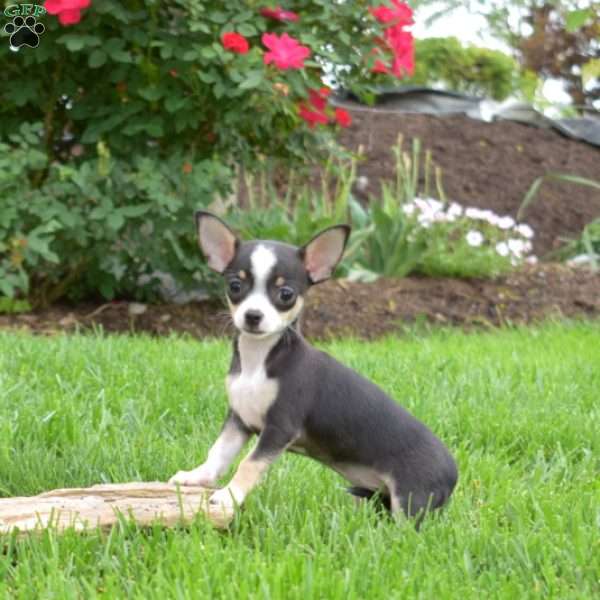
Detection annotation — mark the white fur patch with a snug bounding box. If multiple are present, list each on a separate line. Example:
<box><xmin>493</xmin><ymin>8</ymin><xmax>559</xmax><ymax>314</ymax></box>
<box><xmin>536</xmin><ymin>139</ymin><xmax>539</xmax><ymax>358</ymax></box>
<box><xmin>232</xmin><ymin>245</ymin><xmax>277</xmax><ymax>334</ymax></box>
<box><xmin>251</xmin><ymin>244</ymin><xmax>277</xmax><ymax>284</ymax></box>
<box><xmin>227</xmin><ymin>333</ymin><xmax>279</xmax><ymax>431</ymax></box>
<box><xmin>168</xmin><ymin>419</ymin><xmax>249</xmax><ymax>486</ymax></box>
<box><xmin>201</xmin><ymin>421</ymin><xmax>249</xmax><ymax>478</ymax></box>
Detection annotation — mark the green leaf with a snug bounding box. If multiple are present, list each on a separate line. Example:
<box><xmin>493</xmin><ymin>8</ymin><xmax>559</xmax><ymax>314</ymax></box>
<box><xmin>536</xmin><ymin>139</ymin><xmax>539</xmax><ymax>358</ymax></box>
<box><xmin>6</xmin><ymin>81</ymin><xmax>37</xmax><ymax>107</ymax></box>
<box><xmin>98</xmin><ymin>278</ymin><xmax>116</xmax><ymax>300</ymax></box>
<box><xmin>164</xmin><ymin>96</ymin><xmax>188</xmax><ymax>113</ymax></box>
<box><xmin>137</xmin><ymin>86</ymin><xmax>163</xmax><ymax>102</ymax></box>
<box><xmin>582</xmin><ymin>59</ymin><xmax>600</xmax><ymax>87</ymax></box>
<box><xmin>199</xmin><ymin>47</ymin><xmax>217</xmax><ymax>60</ymax></box>
<box><xmin>107</xmin><ymin>212</ymin><xmax>125</xmax><ymax>231</ymax></box>
<box><xmin>239</xmin><ymin>70</ymin><xmax>263</xmax><ymax>90</ymax></box>
<box><xmin>159</xmin><ymin>45</ymin><xmax>173</xmax><ymax>59</ymax></box>
<box><xmin>105</xmin><ymin>38</ymin><xmax>125</xmax><ymax>53</ymax></box>
<box><xmin>88</xmin><ymin>50</ymin><xmax>107</xmax><ymax>68</ymax></box>
<box><xmin>565</xmin><ymin>8</ymin><xmax>592</xmax><ymax>33</ymax></box>
<box><xmin>197</xmin><ymin>70</ymin><xmax>217</xmax><ymax>84</ymax></box>
<box><xmin>110</xmin><ymin>50</ymin><xmax>133</xmax><ymax>63</ymax></box>
<box><xmin>0</xmin><ymin>278</ymin><xmax>14</xmax><ymax>298</ymax></box>
<box><xmin>183</xmin><ymin>50</ymin><xmax>198</xmax><ymax>61</ymax></box>
<box><xmin>232</xmin><ymin>9</ymin><xmax>254</xmax><ymax>23</ymax></box>
<box><xmin>237</xmin><ymin>24</ymin><xmax>257</xmax><ymax>37</ymax></box>
<box><xmin>208</xmin><ymin>11</ymin><xmax>228</xmax><ymax>24</ymax></box>
<box><xmin>57</xmin><ymin>34</ymin><xmax>85</xmax><ymax>51</ymax></box>
<box><xmin>118</xmin><ymin>204</ymin><xmax>153</xmax><ymax>218</ymax></box>
<box><xmin>190</xmin><ymin>22</ymin><xmax>211</xmax><ymax>34</ymax></box>
<box><xmin>338</xmin><ymin>31</ymin><xmax>351</xmax><ymax>45</ymax></box>
<box><xmin>57</xmin><ymin>34</ymin><xmax>101</xmax><ymax>51</ymax></box>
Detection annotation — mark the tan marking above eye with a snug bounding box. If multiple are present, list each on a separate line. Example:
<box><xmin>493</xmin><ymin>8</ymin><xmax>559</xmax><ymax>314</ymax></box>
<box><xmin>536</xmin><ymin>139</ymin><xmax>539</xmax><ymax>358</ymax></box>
<box><xmin>275</xmin><ymin>276</ymin><xmax>285</xmax><ymax>287</ymax></box>
<box><xmin>238</xmin><ymin>270</ymin><xmax>247</xmax><ymax>280</ymax></box>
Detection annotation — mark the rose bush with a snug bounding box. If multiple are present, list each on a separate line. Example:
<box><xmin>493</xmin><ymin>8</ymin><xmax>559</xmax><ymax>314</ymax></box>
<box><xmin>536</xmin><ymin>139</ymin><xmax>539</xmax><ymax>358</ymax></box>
<box><xmin>0</xmin><ymin>0</ymin><xmax>415</xmax><ymax>304</ymax></box>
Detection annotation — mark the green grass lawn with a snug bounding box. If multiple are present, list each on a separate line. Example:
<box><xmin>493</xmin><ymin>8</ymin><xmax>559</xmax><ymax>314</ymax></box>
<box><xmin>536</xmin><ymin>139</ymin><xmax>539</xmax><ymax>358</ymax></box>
<box><xmin>0</xmin><ymin>322</ymin><xmax>599</xmax><ymax>599</ymax></box>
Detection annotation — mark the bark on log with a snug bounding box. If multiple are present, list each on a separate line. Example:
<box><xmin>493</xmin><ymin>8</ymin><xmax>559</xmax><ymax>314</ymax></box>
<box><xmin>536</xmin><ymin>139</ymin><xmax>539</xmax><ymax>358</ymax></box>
<box><xmin>0</xmin><ymin>482</ymin><xmax>234</xmax><ymax>535</ymax></box>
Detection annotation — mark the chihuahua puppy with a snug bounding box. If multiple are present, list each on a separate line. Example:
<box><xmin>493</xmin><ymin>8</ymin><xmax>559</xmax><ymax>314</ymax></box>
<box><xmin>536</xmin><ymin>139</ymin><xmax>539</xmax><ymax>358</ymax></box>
<box><xmin>169</xmin><ymin>212</ymin><xmax>458</xmax><ymax>520</ymax></box>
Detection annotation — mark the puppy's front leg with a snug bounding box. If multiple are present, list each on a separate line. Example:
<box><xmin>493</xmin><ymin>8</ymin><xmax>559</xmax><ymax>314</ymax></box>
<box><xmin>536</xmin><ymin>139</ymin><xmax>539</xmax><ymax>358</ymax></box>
<box><xmin>169</xmin><ymin>411</ymin><xmax>250</xmax><ymax>487</ymax></box>
<box><xmin>209</xmin><ymin>424</ymin><xmax>294</xmax><ymax>509</ymax></box>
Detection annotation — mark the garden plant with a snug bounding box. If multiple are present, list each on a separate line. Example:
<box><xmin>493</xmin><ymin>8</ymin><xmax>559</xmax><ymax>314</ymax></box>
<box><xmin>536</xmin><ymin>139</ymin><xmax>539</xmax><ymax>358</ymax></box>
<box><xmin>0</xmin><ymin>0</ymin><xmax>415</xmax><ymax>305</ymax></box>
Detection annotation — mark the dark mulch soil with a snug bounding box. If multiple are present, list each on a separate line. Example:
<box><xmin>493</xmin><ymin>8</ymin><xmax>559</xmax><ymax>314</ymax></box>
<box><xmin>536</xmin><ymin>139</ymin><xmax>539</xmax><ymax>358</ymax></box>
<box><xmin>340</xmin><ymin>111</ymin><xmax>600</xmax><ymax>257</ymax></box>
<box><xmin>2</xmin><ymin>265</ymin><xmax>598</xmax><ymax>340</ymax></box>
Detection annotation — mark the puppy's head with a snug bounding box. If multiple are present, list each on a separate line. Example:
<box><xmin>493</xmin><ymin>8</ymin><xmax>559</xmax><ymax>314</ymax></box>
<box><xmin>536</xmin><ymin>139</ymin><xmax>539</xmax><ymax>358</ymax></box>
<box><xmin>196</xmin><ymin>211</ymin><xmax>350</xmax><ymax>338</ymax></box>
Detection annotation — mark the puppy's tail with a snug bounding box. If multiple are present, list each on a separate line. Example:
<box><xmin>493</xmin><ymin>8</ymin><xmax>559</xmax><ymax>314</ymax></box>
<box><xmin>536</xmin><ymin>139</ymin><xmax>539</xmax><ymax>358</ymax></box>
<box><xmin>346</xmin><ymin>486</ymin><xmax>391</xmax><ymax>512</ymax></box>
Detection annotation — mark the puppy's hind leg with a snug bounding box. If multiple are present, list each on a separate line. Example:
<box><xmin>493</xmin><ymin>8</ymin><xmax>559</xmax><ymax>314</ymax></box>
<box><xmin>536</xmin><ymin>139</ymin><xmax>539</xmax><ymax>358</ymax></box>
<box><xmin>389</xmin><ymin>484</ymin><xmax>437</xmax><ymax>529</ymax></box>
<box><xmin>346</xmin><ymin>487</ymin><xmax>392</xmax><ymax>513</ymax></box>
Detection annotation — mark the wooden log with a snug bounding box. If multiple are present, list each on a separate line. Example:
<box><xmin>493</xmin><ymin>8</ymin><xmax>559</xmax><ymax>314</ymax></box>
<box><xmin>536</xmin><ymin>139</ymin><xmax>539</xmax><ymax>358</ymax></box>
<box><xmin>0</xmin><ymin>482</ymin><xmax>234</xmax><ymax>535</ymax></box>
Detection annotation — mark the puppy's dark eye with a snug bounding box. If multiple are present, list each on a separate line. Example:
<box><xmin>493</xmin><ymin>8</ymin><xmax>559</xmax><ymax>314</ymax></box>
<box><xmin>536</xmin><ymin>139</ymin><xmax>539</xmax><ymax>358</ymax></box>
<box><xmin>279</xmin><ymin>286</ymin><xmax>295</xmax><ymax>303</ymax></box>
<box><xmin>229</xmin><ymin>279</ymin><xmax>242</xmax><ymax>294</ymax></box>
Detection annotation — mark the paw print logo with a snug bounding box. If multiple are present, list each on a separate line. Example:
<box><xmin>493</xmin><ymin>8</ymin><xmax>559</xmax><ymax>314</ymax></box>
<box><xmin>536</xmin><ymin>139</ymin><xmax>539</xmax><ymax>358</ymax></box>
<box><xmin>4</xmin><ymin>16</ymin><xmax>45</xmax><ymax>50</ymax></box>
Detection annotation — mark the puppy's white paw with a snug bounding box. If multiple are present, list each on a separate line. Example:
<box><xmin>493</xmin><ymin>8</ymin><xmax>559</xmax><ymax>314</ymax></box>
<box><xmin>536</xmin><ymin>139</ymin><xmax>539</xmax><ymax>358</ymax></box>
<box><xmin>209</xmin><ymin>486</ymin><xmax>242</xmax><ymax>510</ymax></box>
<box><xmin>168</xmin><ymin>465</ymin><xmax>217</xmax><ymax>487</ymax></box>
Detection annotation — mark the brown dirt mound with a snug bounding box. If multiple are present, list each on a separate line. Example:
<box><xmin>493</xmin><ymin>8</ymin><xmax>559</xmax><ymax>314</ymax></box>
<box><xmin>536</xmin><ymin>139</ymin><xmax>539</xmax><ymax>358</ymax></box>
<box><xmin>2</xmin><ymin>265</ymin><xmax>598</xmax><ymax>340</ymax></box>
<box><xmin>340</xmin><ymin>112</ymin><xmax>600</xmax><ymax>257</ymax></box>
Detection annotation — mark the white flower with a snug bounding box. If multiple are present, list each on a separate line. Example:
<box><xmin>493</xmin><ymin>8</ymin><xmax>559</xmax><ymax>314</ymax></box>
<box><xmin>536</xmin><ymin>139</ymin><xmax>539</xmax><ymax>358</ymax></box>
<box><xmin>515</xmin><ymin>223</ymin><xmax>534</xmax><ymax>239</ymax></box>
<box><xmin>465</xmin><ymin>207</ymin><xmax>498</xmax><ymax>224</ymax></box>
<box><xmin>497</xmin><ymin>216</ymin><xmax>515</xmax><ymax>230</ymax></box>
<box><xmin>526</xmin><ymin>256</ymin><xmax>538</xmax><ymax>265</ymax></box>
<box><xmin>465</xmin><ymin>207</ymin><xmax>485</xmax><ymax>220</ymax></box>
<box><xmin>447</xmin><ymin>202</ymin><xmax>463</xmax><ymax>219</ymax></box>
<box><xmin>417</xmin><ymin>213</ymin><xmax>433</xmax><ymax>227</ymax></box>
<box><xmin>355</xmin><ymin>175</ymin><xmax>369</xmax><ymax>192</ymax></box>
<box><xmin>429</xmin><ymin>199</ymin><xmax>444</xmax><ymax>213</ymax></box>
<box><xmin>415</xmin><ymin>197</ymin><xmax>443</xmax><ymax>215</ymax></box>
<box><xmin>402</xmin><ymin>203</ymin><xmax>416</xmax><ymax>216</ymax></box>
<box><xmin>466</xmin><ymin>230</ymin><xmax>484</xmax><ymax>247</ymax></box>
<box><xmin>481</xmin><ymin>210</ymin><xmax>499</xmax><ymax>225</ymax></box>
<box><xmin>507</xmin><ymin>238</ymin><xmax>526</xmax><ymax>257</ymax></box>
<box><xmin>496</xmin><ymin>241</ymin><xmax>509</xmax><ymax>257</ymax></box>
<box><xmin>433</xmin><ymin>211</ymin><xmax>450</xmax><ymax>223</ymax></box>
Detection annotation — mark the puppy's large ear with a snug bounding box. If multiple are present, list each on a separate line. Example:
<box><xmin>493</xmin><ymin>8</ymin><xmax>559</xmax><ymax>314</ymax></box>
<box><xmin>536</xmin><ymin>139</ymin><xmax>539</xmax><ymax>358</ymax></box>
<box><xmin>195</xmin><ymin>211</ymin><xmax>239</xmax><ymax>273</ymax></box>
<box><xmin>300</xmin><ymin>225</ymin><xmax>351</xmax><ymax>284</ymax></box>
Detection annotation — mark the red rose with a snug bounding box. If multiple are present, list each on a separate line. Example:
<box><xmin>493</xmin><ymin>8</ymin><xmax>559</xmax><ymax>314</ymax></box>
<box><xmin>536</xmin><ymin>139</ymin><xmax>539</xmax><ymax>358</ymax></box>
<box><xmin>44</xmin><ymin>0</ymin><xmax>90</xmax><ymax>26</ymax></box>
<box><xmin>334</xmin><ymin>108</ymin><xmax>352</xmax><ymax>127</ymax></box>
<box><xmin>221</xmin><ymin>32</ymin><xmax>250</xmax><ymax>54</ymax></box>
<box><xmin>309</xmin><ymin>88</ymin><xmax>328</xmax><ymax>111</ymax></box>
<box><xmin>298</xmin><ymin>104</ymin><xmax>329</xmax><ymax>128</ymax></box>
<box><xmin>262</xmin><ymin>33</ymin><xmax>311</xmax><ymax>70</ymax></box>
<box><xmin>369</xmin><ymin>1</ymin><xmax>413</xmax><ymax>26</ymax></box>
<box><xmin>370</xmin><ymin>21</ymin><xmax>415</xmax><ymax>78</ymax></box>
<box><xmin>384</xmin><ymin>26</ymin><xmax>415</xmax><ymax>77</ymax></box>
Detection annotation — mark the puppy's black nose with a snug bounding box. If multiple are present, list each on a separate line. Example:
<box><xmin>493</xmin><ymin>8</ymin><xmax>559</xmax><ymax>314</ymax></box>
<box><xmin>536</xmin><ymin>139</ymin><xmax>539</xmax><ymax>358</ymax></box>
<box><xmin>244</xmin><ymin>310</ymin><xmax>263</xmax><ymax>328</ymax></box>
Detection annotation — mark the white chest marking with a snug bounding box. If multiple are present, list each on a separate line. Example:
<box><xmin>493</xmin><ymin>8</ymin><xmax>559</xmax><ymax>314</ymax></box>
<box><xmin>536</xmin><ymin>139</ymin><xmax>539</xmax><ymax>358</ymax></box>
<box><xmin>226</xmin><ymin>333</ymin><xmax>280</xmax><ymax>431</ymax></box>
